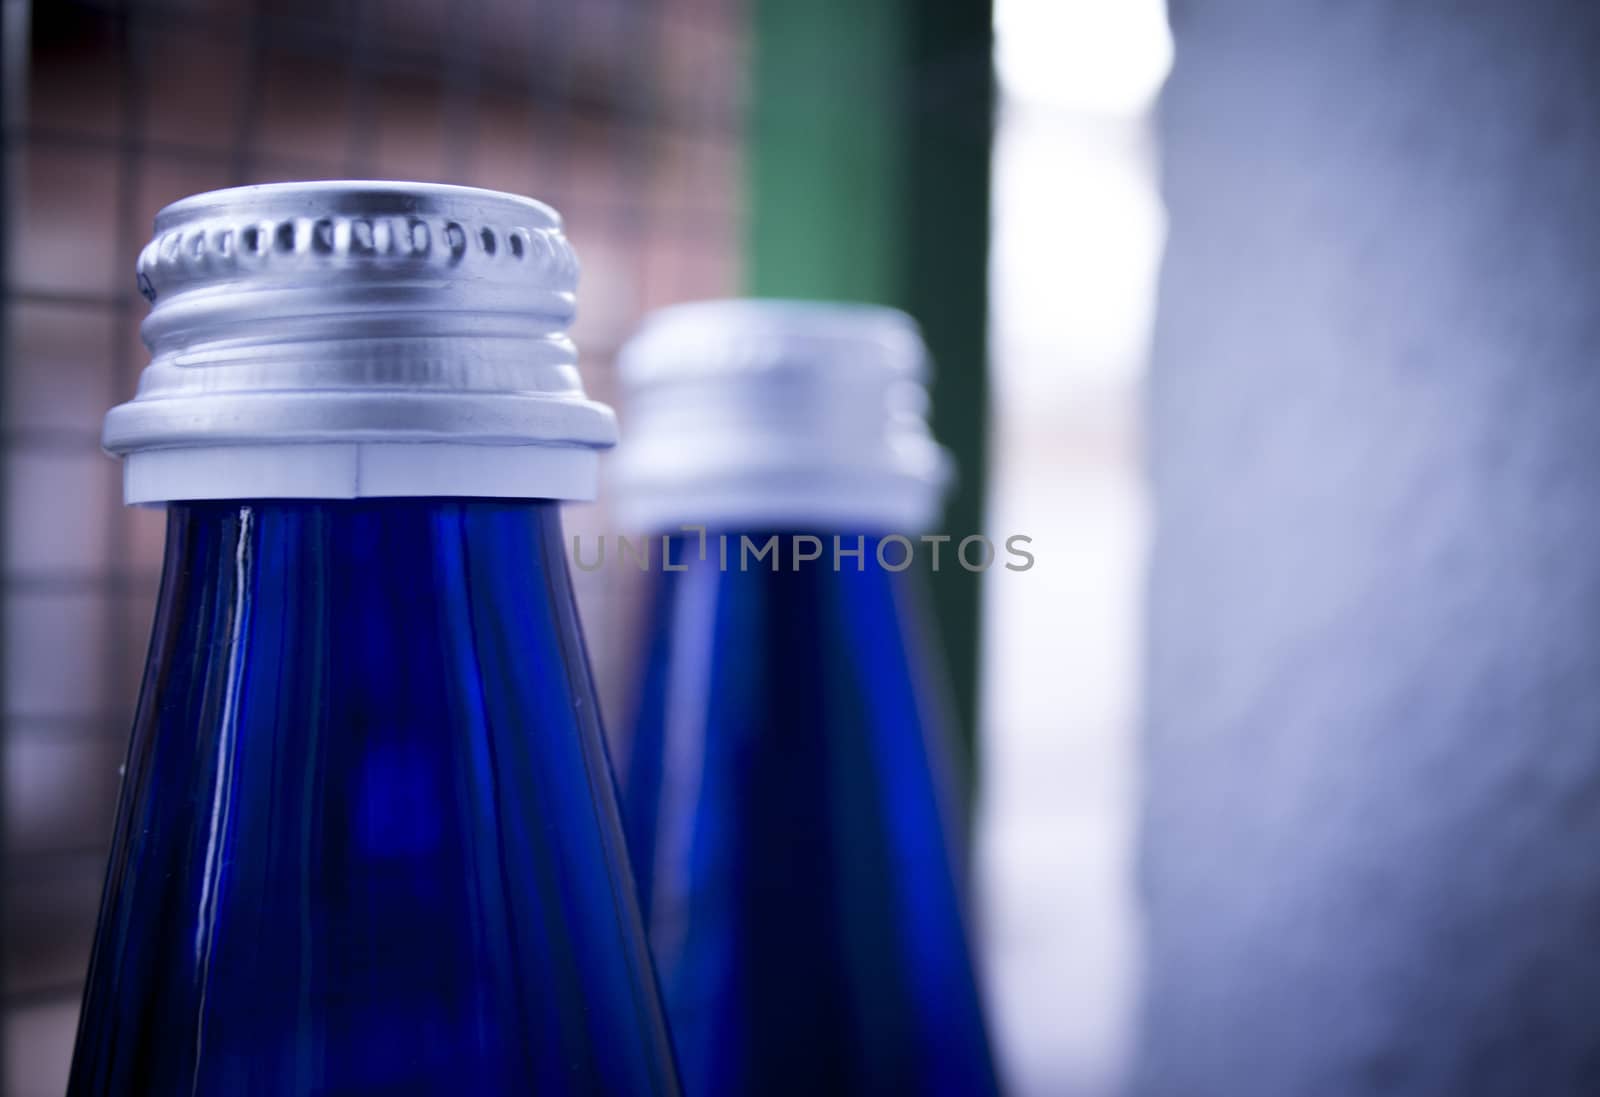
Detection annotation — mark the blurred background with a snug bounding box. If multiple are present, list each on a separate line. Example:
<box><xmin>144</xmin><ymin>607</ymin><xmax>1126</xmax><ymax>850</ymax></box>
<box><xmin>9</xmin><ymin>0</ymin><xmax>1600</xmax><ymax>1095</ymax></box>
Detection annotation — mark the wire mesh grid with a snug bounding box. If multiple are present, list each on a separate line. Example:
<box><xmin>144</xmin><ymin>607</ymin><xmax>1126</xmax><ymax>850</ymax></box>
<box><xmin>1</xmin><ymin>0</ymin><xmax>745</xmax><ymax>1091</ymax></box>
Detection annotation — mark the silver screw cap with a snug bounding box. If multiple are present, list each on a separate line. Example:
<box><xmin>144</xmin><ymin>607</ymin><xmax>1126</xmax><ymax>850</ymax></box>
<box><xmin>613</xmin><ymin>300</ymin><xmax>952</xmax><ymax>533</ymax></box>
<box><xmin>104</xmin><ymin>180</ymin><xmax>617</xmax><ymax>503</ymax></box>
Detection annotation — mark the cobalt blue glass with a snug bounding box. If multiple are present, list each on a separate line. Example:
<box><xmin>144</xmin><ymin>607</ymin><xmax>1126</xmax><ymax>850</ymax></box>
<box><xmin>622</xmin><ymin>532</ymin><xmax>1000</xmax><ymax>1097</ymax></box>
<box><xmin>69</xmin><ymin>498</ymin><xmax>680</xmax><ymax>1097</ymax></box>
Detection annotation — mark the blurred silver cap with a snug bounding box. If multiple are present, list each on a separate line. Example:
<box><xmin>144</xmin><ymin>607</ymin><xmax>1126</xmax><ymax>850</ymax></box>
<box><xmin>105</xmin><ymin>180</ymin><xmax>616</xmax><ymax>503</ymax></box>
<box><xmin>614</xmin><ymin>299</ymin><xmax>952</xmax><ymax>532</ymax></box>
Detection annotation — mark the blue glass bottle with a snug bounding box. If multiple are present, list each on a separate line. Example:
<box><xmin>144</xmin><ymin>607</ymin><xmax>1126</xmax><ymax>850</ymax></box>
<box><xmin>71</xmin><ymin>500</ymin><xmax>678</xmax><ymax>1096</ymax></box>
<box><xmin>71</xmin><ymin>182</ymin><xmax>680</xmax><ymax>1096</ymax></box>
<box><xmin>614</xmin><ymin>302</ymin><xmax>1002</xmax><ymax>1097</ymax></box>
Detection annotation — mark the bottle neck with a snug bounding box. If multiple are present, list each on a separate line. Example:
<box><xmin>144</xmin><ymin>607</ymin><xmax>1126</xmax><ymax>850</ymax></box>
<box><xmin>143</xmin><ymin>498</ymin><xmax>596</xmax><ymax>774</ymax></box>
<box><xmin>627</xmin><ymin>528</ymin><xmax>961</xmax><ymax>799</ymax></box>
<box><xmin>152</xmin><ymin>497</ymin><xmax>577</xmax><ymax>657</ymax></box>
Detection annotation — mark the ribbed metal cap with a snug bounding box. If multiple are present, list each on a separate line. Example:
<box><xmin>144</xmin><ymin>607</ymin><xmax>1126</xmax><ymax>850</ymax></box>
<box><xmin>105</xmin><ymin>180</ymin><xmax>616</xmax><ymax>503</ymax></box>
<box><xmin>613</xmin><ymin>300</ymin><xmax>952</xmax><ymax>532</ymax></box>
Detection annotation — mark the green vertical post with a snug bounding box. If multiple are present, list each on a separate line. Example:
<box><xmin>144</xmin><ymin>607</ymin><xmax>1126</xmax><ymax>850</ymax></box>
<box><xmin>746</xmin><ymin>0</ymin><xmax>995</xmax><ymax>788</ymax></box>
<box><xmin>746</xmin><ymin>0</ymin><xmax>911</xmax><ymax>305</ymax></box>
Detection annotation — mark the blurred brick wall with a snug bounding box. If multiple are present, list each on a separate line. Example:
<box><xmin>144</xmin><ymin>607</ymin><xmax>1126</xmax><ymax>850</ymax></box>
<box><xmin>1</xmin><ymin>2</ymin><xmax>745</xmax><ymax>1093</ymax></box>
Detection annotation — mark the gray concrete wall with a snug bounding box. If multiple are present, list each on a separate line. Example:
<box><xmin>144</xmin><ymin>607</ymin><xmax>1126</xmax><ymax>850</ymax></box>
<box><xmin>1135</xmin><ymin>2</ymin><xmax>1600</xmax><ymax>1095</ymax></box>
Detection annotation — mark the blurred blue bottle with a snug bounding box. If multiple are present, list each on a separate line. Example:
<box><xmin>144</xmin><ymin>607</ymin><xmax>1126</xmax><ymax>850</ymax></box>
<box><xmin>613</xmin><ymin>302</ymin><xmax>1001</xmax><ymax>1096</ymax></box>
<box><xmin>69</xmin><ymin>182</ymin><xmax>680</xmax><ymax>1097</ymax></box>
